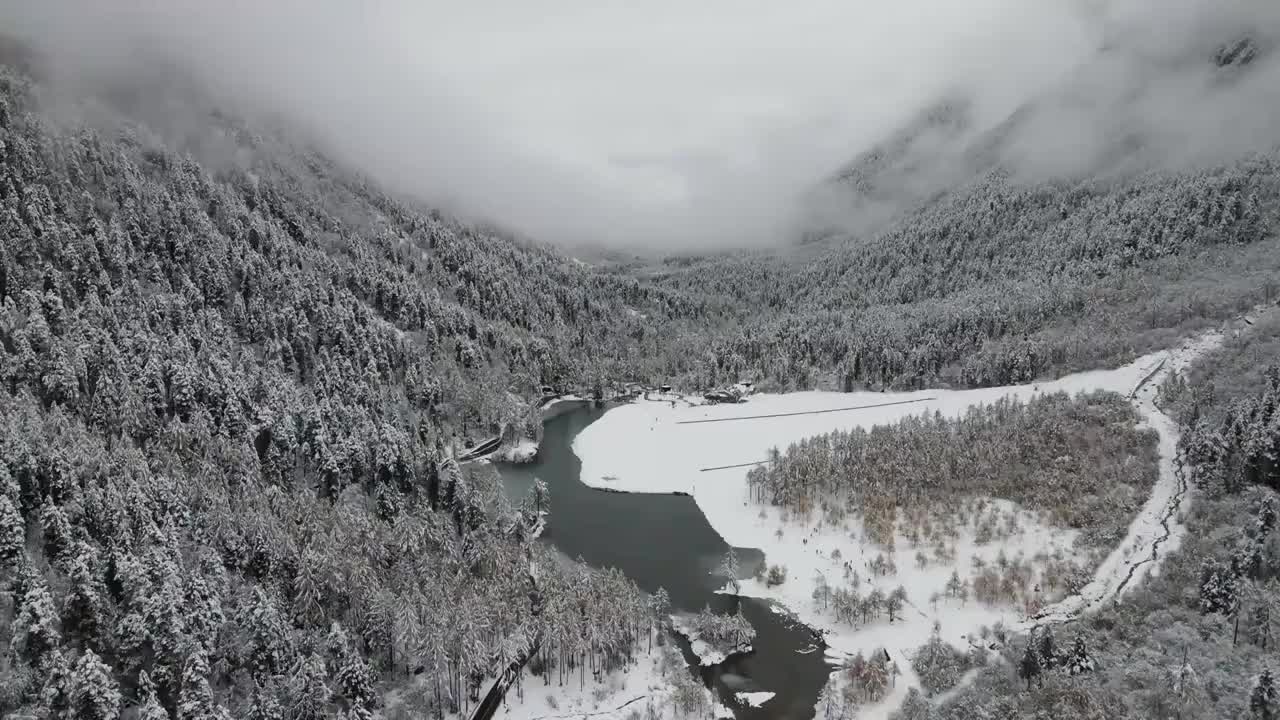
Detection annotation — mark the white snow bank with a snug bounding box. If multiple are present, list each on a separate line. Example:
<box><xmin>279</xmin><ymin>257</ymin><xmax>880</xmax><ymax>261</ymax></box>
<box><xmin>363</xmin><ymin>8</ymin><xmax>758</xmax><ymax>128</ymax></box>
<box><xmin>541</xmin><ymin>395</ymin><xmax>588</xmax><ymax>422</ymax></box>
<box><xmin>431</xmin><ymin>632</ymin><xmax>722</xmax><ymax>720</ymax></box>
<box><xmin>735</xmin><ymin>692</ymin><xmax>775</xmax><ymax>708</ymax></box>
<box><xmin>498</xmin><ymin>439</ymin><xmax>540</xmax><ymax>464</ymax></box>
<box><xmin>670</xmin><ymin>615</ymin><xmax>751</xmax><ymax>666</ymax></box>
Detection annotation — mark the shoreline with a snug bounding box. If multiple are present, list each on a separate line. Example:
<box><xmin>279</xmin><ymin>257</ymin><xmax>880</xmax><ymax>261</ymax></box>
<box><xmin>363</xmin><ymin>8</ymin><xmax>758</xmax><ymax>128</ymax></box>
<box><xmin>493</xmin><ymin>395</ymin><xmax>632</xmax><ymax>465</ymax></box>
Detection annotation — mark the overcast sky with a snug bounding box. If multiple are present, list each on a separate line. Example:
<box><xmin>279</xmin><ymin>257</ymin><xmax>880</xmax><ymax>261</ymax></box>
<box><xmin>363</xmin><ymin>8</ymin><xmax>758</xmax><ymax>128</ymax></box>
<box><xmin>3</xmin><ymin>0</ymin><xmax>1278</xmax><ymax>249</ymax></box>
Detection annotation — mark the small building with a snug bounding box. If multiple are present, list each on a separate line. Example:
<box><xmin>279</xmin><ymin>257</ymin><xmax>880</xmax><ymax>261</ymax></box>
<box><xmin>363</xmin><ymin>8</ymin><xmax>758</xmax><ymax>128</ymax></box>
<box><xmin>704</xmin><ymin>388</ymin><xmax>742</xmax><ymax>404</ymax></box>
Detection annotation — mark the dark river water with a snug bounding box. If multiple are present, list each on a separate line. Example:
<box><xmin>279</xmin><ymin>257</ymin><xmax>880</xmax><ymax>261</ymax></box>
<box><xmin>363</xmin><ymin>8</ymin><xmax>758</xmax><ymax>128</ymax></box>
<box><xmin>498</xmin><ymin>405</ymin><xmax>830</xmax><ymax>720</ymax></box>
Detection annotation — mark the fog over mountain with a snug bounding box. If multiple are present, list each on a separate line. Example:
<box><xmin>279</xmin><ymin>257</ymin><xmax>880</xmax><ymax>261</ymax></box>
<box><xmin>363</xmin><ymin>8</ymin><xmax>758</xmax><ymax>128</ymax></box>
<box><xmin>3</xmin><ymin>0</ymin><xmax>1279</xmax><ymax>249</ymax></box>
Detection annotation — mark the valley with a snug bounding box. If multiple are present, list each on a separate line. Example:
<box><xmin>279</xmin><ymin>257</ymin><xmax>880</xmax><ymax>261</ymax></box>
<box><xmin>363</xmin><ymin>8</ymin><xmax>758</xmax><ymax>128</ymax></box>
<box><xmin>1</xmin><ymin>8</ymin><xmax>1279</xmax><ymax>720</ymax></box>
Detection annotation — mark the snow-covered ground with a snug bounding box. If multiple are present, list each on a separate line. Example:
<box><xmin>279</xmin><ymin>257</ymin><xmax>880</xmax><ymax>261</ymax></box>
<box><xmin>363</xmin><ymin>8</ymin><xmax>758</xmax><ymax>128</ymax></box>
<box><xmin>669</xmin><ymin>615</ymin><xmax>752</xmax><ymax>667</ymax></box>
<box><xmin>541</xmin><ymin>395</ymin><xmax>588</xmax><ymax>422</ymax></box>
<box><xmin>405</xmin><ymin>633</ymin><xmax>728</xmax><ymax>720</ymax></box>
<box><xmin>571</xmin><ymin>310</ymin><xmax>1270</xmax><ymax>719</ymax></box>
<box><xmin>492</xmin><ymin>644</ymin><xmax>725</xmax><ymax>720</ymax></box>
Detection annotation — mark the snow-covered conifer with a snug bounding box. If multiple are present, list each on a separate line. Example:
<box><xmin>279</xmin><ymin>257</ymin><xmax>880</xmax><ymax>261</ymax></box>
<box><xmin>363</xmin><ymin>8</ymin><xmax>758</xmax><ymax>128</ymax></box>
<box><xmin>1036</xmin><ymin>625</ymin><xmax>1058</xmax><ymax>670</ymax></box>
<box><xmin>0</xmin><ymin>493</ymin><xmax>24</xmax><ymax>567</ymax></box>
<box><xmin>68</xmin><ymin>649</ymin><xmax>122</xmax><ymax>720</ymax></box>
<box><xmin>913</xmin><ymin>623</ymin><xmax>961</xmax><ymax>696</ymax></box>
<box><xmin>1018</xmin><ymin>639</ymin><xmax>1041</xmax><ymax>690</ymax></box>
<box><xmin>1200</xmin><ymin>558</ymin><xmax>1239</xmax><ymax>615</ymax></box>
<box><xmin>717</xmin><ymin>546</ymin><xmax>741</xmax><ymax>594</ymax></box>
<box><xmin>64</xmin><ymin>545</ymin><xmax>107</xmax><ymax>648</ymax></box>
<box><xmin>893</xmin><ymin>687</ymin><xmax>934</xmax><ymax>720</ymax></box>
<box><xmin>14</xmin><ymin>566</ymin><xmax>62</xmax><ymax>669</ymax></box>
<box><xmin>39</xmin><ymin>498</ymin><xmax>73</xmax><ymax>566</ymax></box>
<box><xmin>136</xmin><ymin>671</ymin><xmax>169</xmax><ymax>720</ymax></box>
<box><xmin>1066</xmin><ymin>636</ymin><xmax>1094</xmax><ymax>675</ymax></box>
<box><xmin>1253</xmin><ymin>667</ymin><xmax>1278</xmax><ymax>720</ymax></box>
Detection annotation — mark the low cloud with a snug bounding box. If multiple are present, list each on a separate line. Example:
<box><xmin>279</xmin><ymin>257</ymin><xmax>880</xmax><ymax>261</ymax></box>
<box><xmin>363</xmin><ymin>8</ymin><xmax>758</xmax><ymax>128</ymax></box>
<box><xmin>2</xmin><ymin>1</ymin><xmax>1277</xmax><ymax>249</ymax></box>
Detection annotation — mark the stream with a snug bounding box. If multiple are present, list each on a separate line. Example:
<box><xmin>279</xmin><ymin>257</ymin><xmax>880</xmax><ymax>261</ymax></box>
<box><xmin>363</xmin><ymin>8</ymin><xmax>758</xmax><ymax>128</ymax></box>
<box><xmin>499</xmin><ymin>404</ymin><xmax>832</xmax><ymax>720</ymax></box>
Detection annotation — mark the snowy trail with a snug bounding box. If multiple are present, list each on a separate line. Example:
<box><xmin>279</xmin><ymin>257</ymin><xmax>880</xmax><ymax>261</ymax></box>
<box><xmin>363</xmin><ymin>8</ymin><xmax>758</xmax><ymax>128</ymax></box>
<box><xmin>571</xmin><ymin>304</ymin><xmax>1276</xmax><ymax>719</ymax></box>
<box><xmin>1028</xmin><ymin>303</ymin><xmax>1276</xmax><ymax>626</ymax></box>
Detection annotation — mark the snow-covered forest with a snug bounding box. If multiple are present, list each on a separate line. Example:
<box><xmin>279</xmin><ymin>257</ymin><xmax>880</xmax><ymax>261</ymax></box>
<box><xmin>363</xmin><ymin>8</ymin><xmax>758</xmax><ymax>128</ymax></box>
<box><xmin>748</xmin><ymin>391</ymin><xmax>1159</xmax><ymax>570</ymax></box>
<box><xmin>0</xmin><ymin>61</ymin><xmax>689</xmax><ymax>719</ymax></box>
<box><xmin>889</xmin><ymin>320</ymin><xmax>1280</xmax><ymax>719</ymax></box>
<box><xmin>0</xmin><ymin>15</ymin><xmax>1279</xmax><ymax>720</ymax></box>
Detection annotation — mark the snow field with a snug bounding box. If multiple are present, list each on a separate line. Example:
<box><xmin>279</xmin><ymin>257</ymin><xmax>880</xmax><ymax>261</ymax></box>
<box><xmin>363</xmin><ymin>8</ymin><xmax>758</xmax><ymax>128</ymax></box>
<box><xmin>467</xmin><ymin>630</ymin><xmax>727</xmax><ymax>720</ymax></box>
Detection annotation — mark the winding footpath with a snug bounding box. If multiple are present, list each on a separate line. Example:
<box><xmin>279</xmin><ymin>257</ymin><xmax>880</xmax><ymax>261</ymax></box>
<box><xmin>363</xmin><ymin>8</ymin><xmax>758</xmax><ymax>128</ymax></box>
<box><xmin>1029</xmin><ymin>303</ymin><xmax>1277</xmax><ymax>628</ymax></box>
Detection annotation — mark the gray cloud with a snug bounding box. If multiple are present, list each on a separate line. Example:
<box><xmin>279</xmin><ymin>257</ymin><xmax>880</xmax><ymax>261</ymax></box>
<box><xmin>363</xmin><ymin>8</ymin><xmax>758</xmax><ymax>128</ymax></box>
<box><xmin>1</xmin><ymin>0</ymin><xmax>1277</xmax><ymax>249</ymax></box>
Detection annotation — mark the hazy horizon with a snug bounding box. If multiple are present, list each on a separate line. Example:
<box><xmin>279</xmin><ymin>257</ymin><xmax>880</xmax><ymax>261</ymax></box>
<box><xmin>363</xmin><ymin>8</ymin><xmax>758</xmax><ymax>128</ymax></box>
<box><xmin>2</xmin><ymin>0</ymin><xmax>1278</xmax><ymax>250</ymax></box>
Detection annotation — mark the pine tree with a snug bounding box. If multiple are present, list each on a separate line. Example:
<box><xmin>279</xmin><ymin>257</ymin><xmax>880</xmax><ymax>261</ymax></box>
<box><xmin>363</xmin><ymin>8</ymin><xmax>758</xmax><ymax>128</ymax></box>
<box><xmin>288</xmin><ymin>652</ymin><xmax>331</xmax><ymax>720</ymax></box>
<box><xmin>336</xmin><ymin>653</ymin><xmax>376</xmax><ymax>714</ymax></box>
<box><xmin>532</xmin><ymin>478</ymin><xmax>549</xmax><ymax>514</ymax></box>
<box><xmin>1200</xmin><ymin>558</ymin><xmax>1239</xmax><ymax>615</ymax></box>
<box><xmin>247</xmin><ymin>684</ymin><xmax>285</xmax><ymax>720</ymax></box>
<box><xmin>815</xmin><ymin>681</ymin><xmax>841</xmax><ymax>720</ymax></box>
<box><xmin>913</xmin><ymin>623</ymin><xmax>959</xmax><ymax>696</ymax></box>
<box><xmin>1066</xmin><ymin>635</ymin><xmax>1094</xmax><ymax>675</ymax></box>
<box><xmin>0</xmin><ymin>493</ymin><xmax>24</xmax><ymax>568</ymax></box>
<box><xmin>1251</xmin><ymin>601</ymin><xmax>1273</xmax><ymax>649</ymax></box>
<box><xmin>14</xmin><ymin>565</ymin><xmax>63</xmax><ymax>670</ymax></box>
<box><xmin>887</xmin><ymin>585</ymin><xmax>908</xmax><ymax>622</ymax></box>
<box><xmin>717</xmin><ymin>547</ymin><xmax>741</xmax><ymax>594</ymax></box>
<box><xmin>862</xmin><ymin>655</ymin><xmax>890</xmax><ymax>702</ymax></box>
<box><xmin>894</xmin><ymin>687</ymin><xmax>934</xmax><ymax>720</ymax></box>
<box><xmin>1258</xmin><ymin>495</ymin><xmax>1279</xmax><ymax>535</ymax></box>
<box><xmin>945</xmin><ymin>570</ymin><xmax>963</xmax><ymax>599</ymax></box>
<box><xmin>247</xmin><ymin>587</ymin><xmax>290</xmax><ymax>681</ymax></box>
<box><xmin>177</xmin><ymin>650</ymin><xmax>230</xmax><ymax>720</ymax></box>
<box><xmin>1036</xmin><ymin>625</ymin><xmax>1058</xmax><ymax>670</ymax></box>
<box><xmin>1018</xmin><ymin>639</ymin><xmax>1041</xmax><ymax>691</ymax></box>
<box><xmin>1166</xmin><ymin>652</ymin><xmax>1207</xmax><ymax>720</ymax></box>
<box><xmin>135</xmin><ymin>671</ymin><xmax>169</xmax><ymax>720</ymax></box>
<box><xmin>39</xmin><ymin>648</ymin><xmax>74</xmax><ymax>719</ymax></box>
<box><xmin>1254</xmin><ymin>668</ymin><xmax>1278</xmax><ymax>720</ymax></box>
<box><xmin>68</xmin><ymin>649</ymin><xmax>122</xmax><ymax>720</ymax></box>
<box><xmin>1234</xmin><ymin>535</ymin><xmax>1265</xmax><ymax>579</ymax></box>
<box><xmin>64</xmin><ymin>546</ymin><xmax>107</xmax><ymax>650</ymax></box>
<box><xmin>39</xmin><ymin>498</ymin><xmax>73</xmax><ymax>566</ymax></box>
<box><xmin>649</xmin><ymin>587</ymin><xmax>671</xmax><ymax>650</ymax></box>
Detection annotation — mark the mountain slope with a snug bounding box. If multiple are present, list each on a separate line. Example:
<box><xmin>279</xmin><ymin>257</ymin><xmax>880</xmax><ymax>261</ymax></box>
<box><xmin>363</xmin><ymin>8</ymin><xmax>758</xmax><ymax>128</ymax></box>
<box><xmin>0</xmin><ymin>59</ymin><xmax>685</xmax><ymax>719</ymax></box>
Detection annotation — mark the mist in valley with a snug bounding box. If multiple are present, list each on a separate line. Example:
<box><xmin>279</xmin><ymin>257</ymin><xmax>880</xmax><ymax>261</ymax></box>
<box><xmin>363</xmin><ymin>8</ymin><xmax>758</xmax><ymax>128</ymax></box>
<box><xmin>3</xmin><ymin>0</ymin><xmax>1278</xmax><ymax>251</ymax></box>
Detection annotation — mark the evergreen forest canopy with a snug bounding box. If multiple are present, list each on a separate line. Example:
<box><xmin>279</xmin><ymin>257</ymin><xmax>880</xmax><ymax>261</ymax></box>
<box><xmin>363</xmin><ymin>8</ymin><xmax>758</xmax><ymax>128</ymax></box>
<box><xmin>0</xmin><ymin>25</ymin><xmax>1279</xmax><ymax>720</ymax></box>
